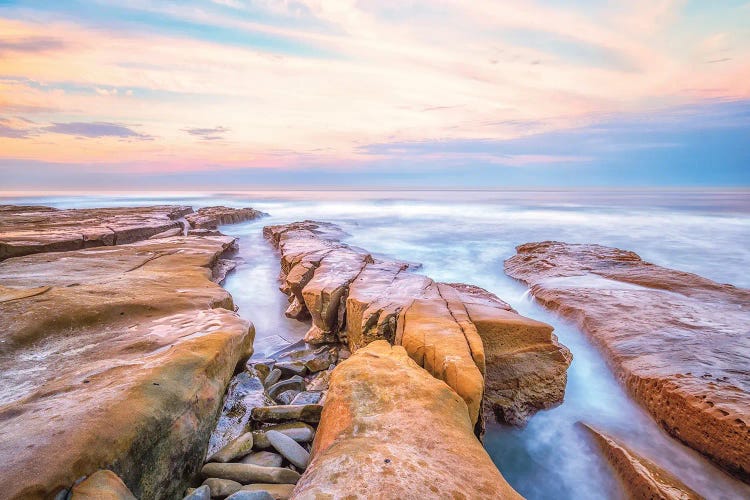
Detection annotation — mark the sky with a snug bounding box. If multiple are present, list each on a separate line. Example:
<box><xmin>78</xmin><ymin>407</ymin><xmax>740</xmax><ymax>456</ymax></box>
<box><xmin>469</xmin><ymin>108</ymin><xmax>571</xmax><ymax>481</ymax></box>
<box><xmin>0</xmin><ymin>0</ymin><xmax>749</xmax><ymax>189</ymax></box>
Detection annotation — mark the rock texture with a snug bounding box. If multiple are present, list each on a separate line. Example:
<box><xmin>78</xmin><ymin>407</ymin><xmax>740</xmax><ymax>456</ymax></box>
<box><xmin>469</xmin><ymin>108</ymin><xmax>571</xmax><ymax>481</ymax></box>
<box><xmin>579</xmin><ymin>424</ymin><xmax>700</xmax><ymax>500</ymax></box>
<box><xmin>265</xmin><ymin>221</ymin><xmax>571</xmax><ymax>426</ymax></box>
<box><xmin>505</xmin><ymin>241</ymin><xmax>750</xmax><ymax>481</ymax></box>
<box><xmin>185</xmin><ymin>206</ymin><xmax>266</xmax><ymax>229</ymax></box>
<box><xmin>291</xmin><ymin>341</ymin><xmax>522</xmax><ymax>499</ymax></box>
<box><xmin>69</xmin><ymin>470</ymin><xmax>137</xmax><ymax>500</ymax></box>
<box><xmin>0</xmin><ymin>204</ymin><xmax>191</xmax><ymax>260</ymax></box>
<box><xmin>0</xmin><ymin>234</ymin><xmax>254</xmax><ymax>499</ymax></box>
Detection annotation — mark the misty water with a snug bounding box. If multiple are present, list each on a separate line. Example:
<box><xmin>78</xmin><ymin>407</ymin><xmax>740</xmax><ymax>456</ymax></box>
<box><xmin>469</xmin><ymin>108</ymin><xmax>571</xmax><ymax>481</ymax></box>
<box><xmin>5</xmin><ymin>190</ymin><xmax>749</xmax><ymax>499</ymax></box>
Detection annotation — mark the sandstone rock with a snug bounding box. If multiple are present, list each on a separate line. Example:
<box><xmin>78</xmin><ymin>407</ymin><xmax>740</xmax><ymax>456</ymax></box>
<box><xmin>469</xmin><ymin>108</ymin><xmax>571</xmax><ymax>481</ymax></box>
<box><xmin>580</xmin><ymin>423</ymin><xmax>701</xmax><ymax>499</ymax></box>
<box><xmin>274</xmin><ymin>361</ymin><xmax>307</xmax><ymax>377</ymax></box>
<box><xmin>251</xmin><ymin>423</ymin><xmax>315</xmax><ymax>449</ymax></box>
<box><xmin>290</xmin><ymin>392</ymin><xmax>322</xmax><ymax>405</ymax></box>
<box><xmin>506</xmin><ymin>241</ymin><xmax>750</xmax><ymax>480</ymax></box>
<box><xmin>263</xmin><ymin>369</ymin><xmax>282</xmax><ymax>388</ymax></box>
<box><xmin>303</xmin><ymin>349</ymin><xmax>336</xmax><ymax>373</ymax></box>
<box><xmin>184</xmin><ymin>485</ymin><xmax>211</xmax><ymax>500</ymax></box>
<box><xmin>0</xmin><ymin>235</ymin><xmax>255</xmax><ymax>499</ymax></box>
<box><xmin>267</xmin><ymin>376</ymin><xmax>306</xmax><ymax>400</ymax></box>
<box><xmin>240</xmin><ymin>484</ymin><xmax>294</xmax><ymax>500</ymax></box>
<box><xmin>449</xmin><ymin>283</ymin><xmax>572</xmax><ymax>426</ymax></box>
<box><xmin>200</xmin><ymin>463</ymin><xmax>300</xmax><ymax>485</ymax></box>
<box><xmin>251</xmin><ymin>405</ymin><xmax>322</xmax><ymax>424</ymax></box>
<box><xmin>291</xmin><ymin>341</ymin><xmax>521</xmax><ymax>499</ymax></box>
<box><xmin>240</xmin><ymin>451</ymin><xmax>284</xmax><ymax>468</ymax></box>
<box><xmin>246</xmin><ymin>359</ymin><xmax>275</xmax><ymax>382</ymax></box>
<box><xmin>265</xmin><ymin>430</ymin><xmax>310</xmax><ymax>470</ymax></box>
<box><xmin>208</xmin><ymin>433</ymin><xmax>255</xmax><ymax>463</ymax></box>
<box><xmin>208</xmin><ymin>371</ymin><xmax>273</xmax><ymax>458</ymax></box>
<box><xmin>185</xmin><ymin>206</ymin><xmax>266</xmax><ymax>229</ymax></box>
<box><xmin>69</xmin><ymin>470</ymin><xmax>136</xmax><ymax>500</ymax></box>
<box><xmin>0</xmin><ymin>204</ymin><xmax>194</xmax><ymax>260</ymax></box>
<box><xmin>226</xmin><ymin>491</ymin><xmax>274</xmax><ymax>500</ymax></box>
<box><xmin>202</xmin><ymin>477</ymin><xmax>242</xmax><ymax>498</ymax></box>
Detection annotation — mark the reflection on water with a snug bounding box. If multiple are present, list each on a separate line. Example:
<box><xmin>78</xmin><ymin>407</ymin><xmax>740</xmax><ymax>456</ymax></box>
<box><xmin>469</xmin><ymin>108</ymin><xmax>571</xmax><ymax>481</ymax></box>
<box><xmin>4</xmin><ymin>190</ymin><xmax>749</xmax><ymax>499</ymax></box>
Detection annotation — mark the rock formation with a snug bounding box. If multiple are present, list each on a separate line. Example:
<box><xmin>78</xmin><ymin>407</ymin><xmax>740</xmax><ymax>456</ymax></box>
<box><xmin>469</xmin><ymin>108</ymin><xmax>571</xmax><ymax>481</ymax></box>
<box><xmin>579</xmin><ymin>423</ymin><xmax>700</xmax><ymax>500</ymax></box>
<box><xmin>265</xmin><ymin>221</ymin><xmax>571</xmax><ymax>427</ymax></box>
<box><xmin>185</xmin><ymin>206</ymin><xmax>266</xmax><ymax>229</ymax></box>
<box><xmin>291</xmin><ymin>341</ymin><xmax>523</xmax><ymax>499</ymax></box>
<box><xmin>0</xmin><ymin>207</ymin><xmax>259</xmax><ymax>499</ymax></box>
<box><xmin>505</xmin><ymin>241</ymin><xmax>750</xmax><ymax>481</ymax></box>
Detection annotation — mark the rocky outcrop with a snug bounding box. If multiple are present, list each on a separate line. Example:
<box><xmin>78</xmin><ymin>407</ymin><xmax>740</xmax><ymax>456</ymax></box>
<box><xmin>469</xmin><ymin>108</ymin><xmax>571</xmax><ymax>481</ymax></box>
<box><xmin>505</xmin><ymin>241</ymin><xmax>750</xmax><ymax>481</ymax></box>
<box><xmin>291</xmin><ymin>341</ymin><xmax>522</xmax><ymax>499</ymax></box>
<box><xmin>265</xmin><ymin>221</ymin><xmax>571</xmax><ymax>427</ymax></box>
<box><xmin>579</xmin><ymin>423</ymin><xmax>700</xmax><ymax>499</ymax></box>
<box><xmin>185</xmin><ymin>206</ymin><xmax>266</xmax><ymax>229</ymax></box>
<box><xmin>0</xmin><ymin>204</ymin><xmax>191</xmax><ymax>260</ymax></box>
<box><xmin>0</xmin><ymin>235</ymin><xmax>255</xmax><ymax>499</ymax></box>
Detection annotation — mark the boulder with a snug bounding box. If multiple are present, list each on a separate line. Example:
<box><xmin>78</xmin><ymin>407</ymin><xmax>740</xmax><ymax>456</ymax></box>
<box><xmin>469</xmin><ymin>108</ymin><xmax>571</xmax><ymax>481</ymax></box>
<box><xmin>251</xmin><ymin>405</ymin><xmax>322</xmax><ymax>424</ymax></box>
<box><xmin>265</xmin><ymin>430</ymin><xmax>310</xmax><ymax>469</ymax></box>
<box><xmin>240</xmin><ymin>484</ymin><xmax>294</xmax><ymax>500</ymax></box>
<box><xmin>200</xmin><ymin>463</ymin><xmax>300</xmax><ymax>485</ymax></box>
<box><xmin>506</xmin><ymin>241</ymin><xmax>750</xmax><ymax>480</ymax></box>
<box><xmin>0</xmin><ymin>235</ymin><xmax>255</xmax><ymax>499</ymax></box>
<box><xmin>0</xmin><ymin>204</ymin><xmax>192</xmax><ymax>260</ymax></box>
<box><xmin>69</xmin><ymin>470</ymin><xmax>136</xmax><ymax>500</ymax></box>
<box><xmin>290</xmin><ymin>392</ymin><xmax>323</xmax><ymax>406</ymax></box>
<box><xmin>252</xmin><ymin>423</ymin><xmax>316</xmax><ymax>449</ymax></box>
<box><xmin>267</xmin><ymin>376</ymin><xmax>306</xmax><ymax>400</ymax></box>
<box><xmin>291</xmin><ymin>341</ymin><xmax>521</xmax><ymax>499</ymax></box>
<box><xmin>240</xmin><ymin>451</ymin><xmax>284</xmax><ymax>468</ymax></box>
<box><xmin>226</xmin><ymin>491</ymin><xmax>274</xmax><ymax>500</ymax></box>
<box><xmin>183</xmin><ymin>485</ymin><xmax>211</xmax><ymax>500</ymax></box>
<box><xmin>579</xmin><ymin>423</ymin><xmax>700</xmax><ymax>499</ymax></box>
<box><xmin>208</xmin><ymin>433</ymin><xmax>255</xmax><ymax>463</ymax></box>
<box><xmin>201</xmin><ymin>477</ymin><xmax>242</xmax><ymax>498</ymax></box>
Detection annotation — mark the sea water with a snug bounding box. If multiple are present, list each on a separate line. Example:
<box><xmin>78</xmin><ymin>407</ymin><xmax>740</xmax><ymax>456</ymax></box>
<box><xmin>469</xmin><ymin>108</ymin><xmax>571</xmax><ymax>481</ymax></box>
<box><xmin>4</xmin><ymin>189</ymin><xmax>748</xmax><ymax>499</ymax></box>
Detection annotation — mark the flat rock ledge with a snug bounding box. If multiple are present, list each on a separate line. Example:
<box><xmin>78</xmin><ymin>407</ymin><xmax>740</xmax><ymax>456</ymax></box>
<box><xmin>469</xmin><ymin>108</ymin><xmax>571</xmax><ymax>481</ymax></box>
<box><xmin>264</xmin><ymin>221</ymin><xmax>571</xmax><ymax>427</ymax></box>
<box><xmin>0</xmin><ymin>205</ymin><xmax>260</xmax><ymax>499</ymax></box>
<box><xmin>505</xmin><ymin>241</ymin><xmax>750</xmax><ymax>481</ymax></box>
<box><xmin>579</xmin><ymin>424</ymin><xmax>700</xmax><ymax>500</ymax></box>
<box><xmin>185</xmin><ymin>206</ymin><xmax>266</xmax><ymax>229</ymax></box>
<box><xmin>291</xmin><ymin>341</ymin><xmax>522</xmax><ymax>499</ymax></box>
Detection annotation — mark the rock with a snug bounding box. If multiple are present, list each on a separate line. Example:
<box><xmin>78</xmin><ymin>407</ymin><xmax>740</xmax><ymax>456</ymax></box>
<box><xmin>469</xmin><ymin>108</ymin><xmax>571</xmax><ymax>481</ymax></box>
<box><xmin>251</xmin><ymin>405</ymin><xmax>323</xmax><ymax>424</ymax></box>
<box><xmin>276</xmin><ymin>390</ymin><xmax>299</xmax><ymax>405</ymax></box>
<box><xmin>239</xmin><ymin>484</ymin><xmax>294</xmax><ymax>500</ymax></box>
<box><xmin>200</xmin><ymin>463</ymin><xmax>300</xmax><ymax>485</ymax></box>
<box><xmin>212</xmin><ymin>258</ymin><xmax>238</xmax><ymax>284</ymax></box>
<box><xmin>449</xmin><ymin>282</ymin><xmax>572</xmax><ymax>426</ymax></box>
<box><xmin>251</xmin><ymin>422</ymin><xmax>316</xmax><ymax>449</ymax></box>
<box><xmin>305</xmin><ymin>370</ymin><xmax>331</xmax><ymax>391</ymax></box>
<box><xmin>184</xmin><ymin>485</ymin><xmax>211</xmax><ymax>500</ymax></box>
<box><xmin>579</xmin><ymin>423</ymin><xmax>701</xmax><ymax>499</ymax></box>
<box><xmin>0</xmin><ymin>235</ymin><xmax>255</xmax><ymax>499</ymax></box>
<box><xmin>185</xmin><ymin>206</ymin><xmax>266</xmax><ymax>229</ymax></box>
<box><xmin>267</xmin><ymin>376</ymin><xmax>306</xmax><ymax>400</ymax></box>
<box><xmin>202</xmin><ymin>477</ymin><xmax>242</xmax><ymax>498</ymax></box>
<box><xmin>240</xmin><ymin>451</ymin><xmax>284</xmax><ymax>468</ymax></box>
<box><xmin>265</xmin><ymin>430</ymin><xmax>310</xmax><ymax>469</ymax></box>
<box><xmin>0</xmin><ymin>204</ymin><xmax>192</xmax><ymax>260</ymax></box>
<box><xmin>290</xmin><ymin>391</ymin><xmax>323</xmax><ymax>405</ymax></box>
<box><xmin>292</xmin><ymin>341</ymin><xmax>522</xmax><ymax>499</ymax></box>
<box><xmin>207</xmin><ymin>371</ymin><xmax>273</xmax><ymax>458</ymax></box>
<box><xmin>208</xmin><ymin>432</ymin><xmax>254</xmax><ymax>463</ymax></box>
<box><xmin>246</xmin><ymin>359</ymin><xmax>275</xmax><ymax>383</ymax></box>
<box><xmin>69</xmin><ymin>470</ymin><xmax>136</xmax><ymax>500</ymax></box>
<box><xmin>506</xmin><ymin>241</ymin><xmax>750</xmax><ymax>480</ymax></box>
<box><xmin>274</xmin><ymin>361</ymin><xmax>307</xmax><ymax>377</ymax></box>
<box><xmin>303</xmin><ymin>349</ymin><xmax>336</xmax><ymax>373</ymax></box>
<box><xmin>263</xmin><ymin>369</ymin><xmax>282</xmax><ymax>388</ymax></box>
<box><xmin>225</xmin><ymin>491</ymin><xmax>274</xmax><ymax>500</ymax></box>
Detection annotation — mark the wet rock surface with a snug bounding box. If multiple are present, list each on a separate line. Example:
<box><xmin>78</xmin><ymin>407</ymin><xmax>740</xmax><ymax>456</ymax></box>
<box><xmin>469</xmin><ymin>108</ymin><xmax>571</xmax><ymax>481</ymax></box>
<box><xmin>265</xmin><ymin>221</ymin><xmax>572</xmax><ymax>426</ymax></box>
<box><xmin>185</xmin><ymin>206</ymin><xmax>266</xmax><ymax>230</ymax></box>
<box><xmin>70</xmin><ymin>470</ymin><xmax>137</xmax><ymax>500</ymax></box>
<box><xmin>0</xmin><ymin>205</ymin><xmax>260</xmax><ymax>499</ymax></box>
<box><xmin>291</xmin><ymin>341</ymin><xmax>522</xmax><ymax>499</ymax></box>
<box><xmin>0</xmin><ymin>204</ymin><xmax>192</xmax><ymax>260</ymax></box>
<box><xmin>579</xmin><ymin>423</ymin><xmax>700</xmax><ymax>500</ymax></box>
<box><xmin>506</xmin><ymin>241</ymin><xmax>750</xmax><ymax>480</ymax></box>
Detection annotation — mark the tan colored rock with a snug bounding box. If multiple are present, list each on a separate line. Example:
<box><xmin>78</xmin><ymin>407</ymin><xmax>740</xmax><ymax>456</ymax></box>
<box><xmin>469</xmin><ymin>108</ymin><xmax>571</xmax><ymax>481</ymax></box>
<box><xmin>291</xmin><ymin>341</ymin><xmax>522</xmax><ymax>499</ymax></box>
<box><xmin>70</xmin><ymin>470</ymin><xmax>136</xmax><ymax>500</ymax></box>
<box><xmin>450</xmin><ymin>283</ymin><xmax>572</xmax><ymax>426</ymax></box>
<box><xmin>0</xmin><ymin>235</ymin><xmax>254</xmax><ymax>499</ymax></box>
<box><xmin>240</xmin><ymin>483</ymin><xmax>295</xmax><ymax>500</ymax></box>
<box><xmin>0</xmin><ymin>204</ymin><xmax>191</xmax><ymax>260</ymax></box>
<box><xmin>506</xmin><ymin>241</ymin><xmax>750</xmax><ymax>481</ymax></box>
<box><xmin>185</xmin><ymin>206</ymin><xmax>266</xmax><ymax>229</ymax></box>
<box><xmin>580</xmin><ymin>423</ymin><xmax>701</xmax><ymax>499</ymax></box>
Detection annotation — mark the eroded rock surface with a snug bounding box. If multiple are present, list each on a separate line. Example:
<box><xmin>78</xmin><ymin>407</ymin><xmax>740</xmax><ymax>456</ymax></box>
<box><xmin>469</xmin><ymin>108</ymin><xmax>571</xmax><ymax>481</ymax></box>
<box><xmin>579</xmin><ymin>424</ymin><xmax>700</xmax><ymax>500</ymax></box>
<box><xmin>291</xmin><ymin>341</ymin><xmax>522</xmax><ymax>499</ymax></box>
<box><xmin>0</xmin><ymin>235</ymin><xmax>254</xmax><ymax>499</ymax></box>
<box><xmin>0</xmin><ymin>204</ymin><xmax>191</xmax><ymax>260</ymax></box>
<box><xmin>506</xmin><ymin>241</ymin><xmax>750</xmax><ymax>480</ymax></box>
<box><xmin>265</xmin><ymin>221</ymin><xmax>571</xmax><ymax>426</ymax></box>
<box><xmin>185</xmin><ymin>206</ymin><xmax>266</xmax><ymax>229</ymax></box>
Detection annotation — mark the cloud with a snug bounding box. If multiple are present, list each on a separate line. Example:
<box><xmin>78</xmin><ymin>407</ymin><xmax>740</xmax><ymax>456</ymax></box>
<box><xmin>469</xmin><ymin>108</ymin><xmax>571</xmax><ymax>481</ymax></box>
<box><xmin>43</xmin><ymin>122</ymin><xmax>152</xmax><ymax>140</ymax></box>
<box><xmin>182</xmin><ymin>126</ymin><xmax>229</xmax><ymax>141</ymax></box>
<box><xmin>0</xmin><ymin>36</ymin><xmax>65</xmax><ymax>54</ymax></box>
